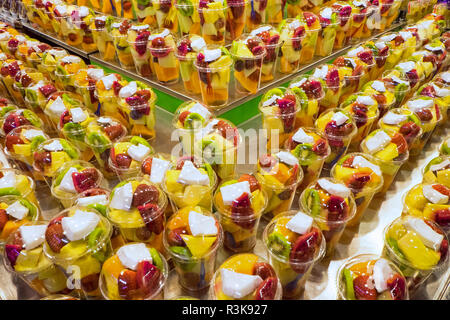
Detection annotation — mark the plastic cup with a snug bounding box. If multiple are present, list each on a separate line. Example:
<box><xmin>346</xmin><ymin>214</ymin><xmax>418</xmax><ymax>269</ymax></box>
<box><xmin>299</xmin><ymin>26</ymin><xmax>321</xmax><ymax>64</ymax></box>
<box><xmin>175</xmin><ymin>36</ymin><xmax>204</xmax><ymax>94</ymax></box>
<box><xmin>43</xmin><ymin>206</ymin><xmax>113</xmax><ymax>299</ymax></box>
<box><xmin>263</xmin><ymin>211</ymin><xmax>326</xmax><ymax>299</ymax></box>
<box><xmin>245</xmin><ymin>0</ymin><xmax>267</xmax><ymax>31</ymax></box>
<box><xmin>331</xmin><ymin>152</ymin><xmax>384</xmax><ymax>226</ymax></box>
<box><xmin>176</xmin><ymin>2</ymin><xmax>201</xmax><ymax>36</ymax></box>
<box><xmin>315</xmin><ymin>109</ymin><xmax>357</xmax><ymax>172</ymax></box>
<box><xmin>347</xmin><ymin>10</ymin><xmax>368</xmax><ymax>44</ymax></box>
<box><xmin>163</xmin><ymin>207</ymin><xmax>223</xmax><ymax>291</ymax></box>
<box><xmin>278</xmin><ymin>26</ymin><xmax>306</xmax><ymax>74</ymax></box>
<box><xmin>40</xmin><ymin>47</ymin><xmax>68</xmax><ymax>81</ymax></box>
<box><xmin>300</xmin><ymin>178</ymin><xmax>356</xmax><ymax>256</ymax></box>
<box><xmin>213</xmin><ymin>176</ymin><xmax>268</xmax><ymax>252</ymax></box>
<box><xmin>406</xmin><ymin>0</ymin><xmax>422</xmax><ymax>24</ymax></box>
<box><xmin>128</xmin><ymin>37</ymin><xmax>153</xmax><ymax>78</ymax></box>
<box><xmin>316</xmin><ymin>17</ymin><xmax>339</xmax><ymax>58</ymax></box>
<box><xmin>148</xmin><ymin>35</ymin><xmax>179</xmax><ymax>85</ymax></box>
<box><xmin>64</xmin><ymin>15</ymin><xmax>83</xmax><ymax>49</ymax></box>
<box><xmin>194</xmin><ymin>46</ymin><xmax>233</xmax><ymax>108</ymax></box>
<box><xmin>198</xmin><ymin>5</ymin><xmax>227</xmax><ymax>45</ymax></box>
<box><xmin>99</xmin><ymin>242</ymin><xmax>168</xmax><ymax>300</ymax></box>
<box><xmin>73</xmin><ymin>72</ymin><xmax>99</xmax><ymax>115</ymax></box>
<box><xmin>3</xmin><ymin>221</ymin><xmax>71</xmax><ymax>297</ymax></box>
<box><xmin>0</xmin><ymin>168</ymin><xmax>38</xmax><ymax>206</ymax></box>
<box><xmin>337</xmin><ymin>254</ymin><xmax>409</xmax><ymax>300</ymax></box>
<box><xmin>381</xmin><ymin>71</ymin><xmax>412</xmax><ymax>108</ymax></box>
<box><xmin>266</xmin><ymin>0</ymin><xmax>285</xmax><ymax>26</ymax></box>
<box><xmin>382</xmin><ymin>216</ymin><xmax>448</xmax><ymax>293</ymax></box>
<box><xmin>332</xmin><ymin>5</ymin><xmax>352</xmax><ymax>50</ymax></box>
<box><xmin>92</xmin><ymin>25</ymin><xmax>117</xmax><ymax>62</ymax></box>
<box><xmin>226</xmin><ymin>0</ymin><xmax>248</xmax><ymax>41</ymax></box>
<box><xmin>210</xmin><ymin>253</ymin><xmax>282</xmax><ymax>300</ymax></box>
<box><xmin>112</xmin><ymin>33</ymin><xmax>136</xmax><ymax>70</ymax></box>
<box><xmin>289</xmin><ymin>76</ymin><xmax>324</xmax><ymax>128</ymax></box>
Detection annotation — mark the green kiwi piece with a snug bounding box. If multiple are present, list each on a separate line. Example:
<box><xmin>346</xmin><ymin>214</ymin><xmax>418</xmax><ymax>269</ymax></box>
<box><xmin>183</xmin><ymin>112</ymin><xmax>204</xmax><ymax>129</ymax></box>
<box><xmin>149</xmin><ymin>247</ymin><xmax>164</xmax><ymax>271</ymax></box>
<box><xmin>343</xmin><ymin>268</ymin><xmax>355</xmax><ymax>300</ymax></box>
<box><xmin>305</xmin><ymin>189</ymin><xmax>321</xmax><ymax>217</ymax></box>
<box><xmin>267</xmin><ymin>232</ymin><xmax>291</xmax><ymax>260</ymax></box>
<box><xmin>291</xmin><ymin>144</ymin><xmax>317</xmax><ymax>166</ymax></box>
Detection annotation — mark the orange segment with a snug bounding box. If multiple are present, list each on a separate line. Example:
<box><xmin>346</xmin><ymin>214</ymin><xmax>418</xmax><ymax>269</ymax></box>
<box><xmin>220</xmin><ymin>253</ymin><xmax>259</xmax><ymax>274</ymax></box>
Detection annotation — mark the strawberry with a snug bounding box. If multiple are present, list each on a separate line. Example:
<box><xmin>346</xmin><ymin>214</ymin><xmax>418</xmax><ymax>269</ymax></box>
<box><xmin>439</xmin><ymin>239</ymin><xmax>448</xmax><ymax>262</ymax></box>
<box><xmin>399</xmin><ymin>122</ymin><xmax>421</xmax><ymax>145</ymax></box>
<box><xmin>72</xmin><ymin>168</ymin><xmax>99</xmax><ymax>193</ymax></box>
<box><xmin>373</xmin><ymin>94</ymin><xmax>387</xmax><ymax>107</ymax></box>
<box><xmin>326</xmin><ymin>195</ymin><xmax>348</xmax><ymax>222</ymax></box>
<box><xmin>125</xmin><ymin>95</ymin><xmax>145</xmax><ymax>107</ymax></box>
<box><xmin>178</xmin><ymin>111</ymin><xmax>191</xmax><ymax>126</ymax></box>
<box><xmin>277</xmin><ymin>98</ymin><xmax>296</xmax><ymax>131</ymax></box>
<box><xmin>304</xmin><ymin>80</ymin><xmax>323</xmax><ymax>99</ymax></box>
<box><xmin>216</xmin><ymin>120</ymin><xmax>239</xmax><ymax>146</ymax></box>
<box><xmin>138</xmin><ymin>203</ymin><xmax>163</xmax><ymax>234</ymax></box>
<box><xmin>135</xmin><ymin>31</ymin><xmax>150</xmax><ymax>56</ymax></box>
<box><xmin>81</xmin><ymin>273</ymin><xmax>99</xmax><ymax>292</ymax></box>
<box><xmin>45</xmin><ymin>218</ymin><xmax>69</xmax><ymax>253</ymax></box>
<box><xmin>255</xmin><ymin>277</ymin><xmax>277</xmax><ymax>300</ymax></box>
<box><xmin>420</xmin><ymin>85</ymin><xmax>436</xmax><ymax>98</ymax></box>
<box><xmin>353</xmin><ymin>275</ymin><xmax>377</xmax><ymax>300</ymax></box>
<box><xmin>348</xmin><ymin>172</ymin><xmax>371</xmax><ymax>191</ymax></box>
<box><xmin>5</xmin><ymin>244</ymin><xmax>22</xmax><ymax>267</ymax></box>
<box><xmin>405</xmin><ymin>69</ymin><xmax>419</xmax><ymax>88</ymax></box>
<box><xmin>104</xmin><ymin>124</ymin><xmax>124</xmax><ymax>141</ymax></box>
<box><xmin>176</xmin><ymin>155</ymin><xmax>197</xmax><ymax>170</ymax></box>
<box><xmin>136</xmin><ymin>260</ymin><xmax>161</xmax><ymax>296</ymax></box>
<box><xmin>38</xmin><ymin>84</ymin><xmax>57</xmax><ymax>98</ymax></box>
<box><xmin>292</xmin><ymin>26</ymin><xmax>305</xmax><ymax>51</ymax></box>
<box><xmin>251</xmin><ymin>45</ymin><xmax>264</xmax><ymax>56</ymax></box>
<box><xmin>390</xmin><ymin>133</ymin><xmax>408</xmax><ymax>154</ymax></box>
<box><xmin>357</xmin><ymin>50</ymin><xmax>373</xmax><ymax>65</ymax></box>
<box><xmin>337</xmin><ymin>5</ymin><xmax>352</xmax><ymax>26</ymax></box>
<box><xmin>268</xmin><ymin>34</ymin><xmax>280</xmax><ymax>45</ymax></box>
<box><xmin>259</xmin><ymin>154</ymin><xmax>276</xmax><ymax>170</ymax></box>
<box><xmin>432</xmin><ymin>184</ymin><xmax>450</xmax><ymax>197</ymax></box>
<box><xmin>5</xmin><ymin>134</ymin><xmax>24</xmax><ymax>151</ymax></box>
<box><xmin>387</xmin><ymin>274</ymin><xmax>406</xmax><ymax>300</ymax></box>
<box><xmin>7</xmin><ymin>61</ymin><xmax>20</xmax><ymax>77</ymax></box>
<box><xmin>253</xmin><ymin>262</ymin><xmax>276</xmax><ymax>280</ymax></box>
<box><xmin>352</xmin><ymin>103</ymin><xmax>368</xmax><ymax>127</ymax></box>
<box><xmin>132</xmin><ymin>184</ymin><xmax>160</xmax><ymax>207</ymax></box>
<box><xmin>303</xmin><ymin>12</ymin><xmax>317</xmax><ymax>27</ymax></box>
<box><xmin>289</xmin><ymin>228</ymin><xmax>321</xmax><ymax>272</ymax></box>
<box><xmin>312</xmin><ymin>138</ymin><xmax>329</xmax><ymax>156</ymax></box>
<box><xmin>167</xmin><ymin>227</ymin><xmax>188</xmax><ymax>247</ymax></box>
<box><xmin>342</xmin><ymin>156</ymin><xmax>355</xmax><ymax>167</ymax></box>
<box><xmin>231</xmin><ymin>193</ymin><xmax>255</xmax><ymax>229</ymax></box>
<box><xmin>415</xmin><ymin>108</ymin><xmax>432</xmax><ymax>122</ymax></box>
<box><xmin>0</xmin><ymin>209</ymin><xmax>7</xmax><ymax>231</ymax></box>
<box><xmin>434</xmin><ymin>209</ymin><xmax>450</xmax><ymax>228</ymax></box>
<box><xmin>112</xmin><ymin>81</ymin><xmax>122</xmax><ymax>96</ymax></box>
<box><xmin>118</xmin><ymin>269</ymin><xmax>138</xmax><ymax>299</ymax></box>
<box><xmin>113</xmin><ymin>153</ymin><xmax>132</xmax><ymax>168</ymax></box>
<box><xmin>326</xmin><ymin>68</ymin><xmax>340</xmax><ymax>91</ymax></box>
<box><xmin>3</xmin><ymin>115</ymin><xmax>22</xmax><ymax>135</ymax></box>
<box><xmin>141</xmin><ymin>157</ymin><xmax>153</xmax><ymax>175</ymax></box>
<box><xmin>238</xmin><ymin>174</ymin><xmax>260</xmax><ymax>192</ymax></box>
<box><xmin>59</xmin><ymin>110</ymin><xmax>72</xmax><ymax>128</ymax></box>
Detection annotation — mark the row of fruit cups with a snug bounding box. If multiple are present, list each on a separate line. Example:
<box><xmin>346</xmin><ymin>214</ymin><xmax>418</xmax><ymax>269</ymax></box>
<box><xmin>22</xmin><ymin>0</ymin><xmax>410</xmax><ymax>49</ymax></box>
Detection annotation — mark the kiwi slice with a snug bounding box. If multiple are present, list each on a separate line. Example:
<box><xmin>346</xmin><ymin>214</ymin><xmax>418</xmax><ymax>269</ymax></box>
<box><xmin>63</xmin><ymin>122</ymin><xmax>84</xmax><ymax>141</ymax></box>
<box><xmin>130</xmin><ymin>136</ymin><xmax>151</xmax><ymax>149</ymax></box>
<box><xmin>88</xmin><ymin>203</ymin><xmax>107</xmax><ymax>217</ymax></box>
<box><xmin>343</xmin><ymin>268</ymin><xmax>355</xmax><ymax>300</ymax></box>
<box><xmin>19</xmin><ymin>199</ymin><xmax>37</xmax><ymax>220</ymax></box>
<box><xmin>291</xmin><ymin>144</ymin><xmax>317</xmax><ymax>166</ymax></box>
<box><xmin>340</xmin><ymin>94</ymin><xmax>357</xmax><ymax>108</ymax></box>
<box><xmin>60</xmin><ymin>139</ymin><xmax>79</xmax><ymax>159</ymax></box>
<box><xmin>267</xmin><ymin>232</ymin><xmax>291</xmax><ymax>260</ymax></box>
<box><xmin>149</xmin><ymin>247</ymin><xmax>164</xmax><ymax>271</ymax></box>
<box><xmin>424</xmin><ymin>156</ymin><xmax>443</xmax><ymax>172</ymax></box>
<box><xmin>305</xmin><ymin>189</ymin><xmax>321</xmax><ymax>217</ymax></box>
<box><xmin>177</xmin><ymin>0</ymin><xmax>194</xmax><ymax>16</ymax></box>
<box><xmin>264</xmin><ymin>88</ymin><xmax>284</xmax><ymax>102</ymax></box>
<box><xmin>22</xmin><ymin>110</ymin><xmax>41</xmax><ymax>127</ymax></box>
<box><xmin>0</xmin><ymin>106</ymin><xmax>15</xmax><ymax>117</ymax></box>
<box><xmin>87</xmin><ymin>132</ymin><xmax>110</xmax><ymax>153</ymax></box>
<box><xmin>170</xmin><ymin>246</ymin><xmax>192</xmax><ymax>258</ymax></box>
<box><xmin>184</xmin><ymin>112</ymin><xmax>204</xmax><ymax>129</ymax></box>
<box><xmin>291</xmin><ymin>87</ymin><xmax>308</xmax><ymax>110</ymax></box>
<box><xmin>387</xmin><ymin>237</ymin><xmax>406</xmax><ymax>260</ymax></box>
<box><xmin>30</xmin><ymin>135</ymin><xmax>46</xmax><ymax>151</ymax></box>
<box><xmin>394</xmin><ymin>83</ymin><xmax>408</xmax><ymax>104</ymax></box>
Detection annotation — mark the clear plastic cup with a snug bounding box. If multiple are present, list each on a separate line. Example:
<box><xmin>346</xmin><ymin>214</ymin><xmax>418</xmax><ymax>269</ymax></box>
<box><xmin>331</xmin><ymin>152</ymin><xmax>384</xmax><ymax>226</ymax></box>
<box><xmin>112</xmin><ymin>32</ymin><xmax>136</xmax><ymax>70</ymax></box>
<box><xmin>263</xmin><ymin>211</ymin><xmax>326</xmax><ymax>299</ymax></box>
<box><xmin>381</xmin><ymin>71</ymin><xmax>412</xmax><ymax>108</ymax></box>
<box><xmin>163</xmin><ymin>207</ymin><xmax>223</xmax><ymax>291</ymax></box>
<box><xmin>226</xmin><ymin>0</ymin><xmax>248</xmax><ymax>41</ymax></box>
<box><xmin>210</xmin><ymin>253</ymin><xmax>282</xmax><ymax>300</ymax></box>
<box><xmin>213</xmin><ymin>175</ymin><xmax>268</xmax><ymax>252</ymax></box>
<box><xmin>127</xmin><ymin>27</ymin><xmax>153</xmax><ymax>78</ymax></box>
<box><xmin>406</xmin><ymin>0</ymin><xmax>422</xmax><ymax>24</ymax></box>
<box><xmin>278</xmin><ymin>20</ymin><xmax>306</xmax><ymax>74</ymax></box>
<box><xmin>175</xmin><ymin>35</ymin><xmax>206</xmax><ymax>94</ymax></box>
<box><xmin>289</xmin><ymin>75</ymin><xmax>324</xmax><ymax>128</ymax></box>
<box><xmin>266</xmin><ymin>0</ymin><xmax>285</xmax><ymax>26</ymax></box>
<box><xmin>347</xmin><ymin>10</ymin><xmax>368</xmax><ymax>44</ymax></box>
<box><xmin>316</xmin><ymin>9</ymin><xmax>340</xmax><ymax>57</ymax></box>
<box><xmin>249</xmin><ymin>25</ymin><xmax>281</xmax><ymax>83</ymax></box>
<box><xmin>300</xmin><ymin>178</ymin><xmax>356</xmax><ymax>256</ymax></box>
<box><xmin>99</xmin><ymin>242</ymin><xmax>168</xmax><ymax>300</ymax></box>
<box><xmin>3</xmin><ymin>221</ymin><xmax>71</xmax><ymax>297</ymax></box>
<box><xmin>337</xmin><ymin>254</ymin><xmax>409</xmax><ymax>300</ymax></box>
<box><xmin>148</xmin><ymin>30</ymin><xmax>179</xmax><ymax>85</ymax></box>
<box><xmin>245</xmin><ymin>0</ymin><xmax>268</xmax><ymax>31</ymax></box>
<box><xmin>382</xmin><ymin>216</ymin><xmax>448</xmax><ymax>293</ymax></box>
<box><xmin>198</xmin><ymin>4</ymin><xmax>227</xmax><ymax>45</ymax></box>
<box><xmin>176</xmin><ymin>1</ymin><xmax>201</xmax><ymax>36</ymax></box>
<box><xmin>332</xmin><ymin>3</ymin><xmax>353</xmax><ymax>50</ymax></box>
<box><xmin>0</xmin><ymin>168</ymin><xmax>38</xmax><ymax>206</ymax></box>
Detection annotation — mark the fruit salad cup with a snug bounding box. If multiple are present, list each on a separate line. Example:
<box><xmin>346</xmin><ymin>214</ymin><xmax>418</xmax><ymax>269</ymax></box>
<box><xmin>410</xmin><ymin>50</ymin><xmax>438</xmax><ymax>82</ymax></box>
<box><xmin>347</xmin><ymin>2</ymin><xmax>369</xmax><ymax>44</ymax></box>
<box><xmin>263</xmin><ymin>210</ymin><xmax>326</xmax><ymax>299</ymax></box>
<box><xmin>33</xmin><ymin>138</ymin><xmax>80</xmax><ymax>181</ymax></box>
<box><xmin>423</xmin><ymin>40</ymin><xmax>447</xmax><ymax>73</ymax></box>
<box><xmin>51</xmin><ymin>4</ymin><xmax>71</xmax><ymax>40</ymax></box>
<box><xmin>434</xmin><ymin>71</ymin><xmax>450</xmax><ymax>88</ymax></box>
<box><xmin>73</xmin><ymin>67</ymin><xmax>103</xmax><ymax>115</ymax></box>
<box><xmin>84</xmin><ymin>116</ymin><xmax>127</xmax><ymax>177</ymax></box>
<box><xmin>337</xmin><ymin>254</ymin><xmax>409</xmax><ymax>300</ymax></box>
<box><xmin>4</xmin><ymin>221</ymin><xmax>71</xmax><ymax>297</ymax></box>
<box><xmin>381</xmin><ymin>72</ymin><xmax>411</xmax><ymax>108</ymax></box>
<box><xmin>58</xmin><ymin>106</ymin><xmax>96</xmax><ymax>161</ymax></box>
<box><xmin>148</xmin><ymin>28</ymin><xmax>180</xmax><ymax>84</ymax></box>
<box><xmin>316</xmin><ymin>7</ymin><xmax>339</xmax><ymax>57</ymax></box>
<box><xmin>68</xmin><ymin>6</ymin><xmax>97</xmax><ymax>52</ymax></box>
<box><xmin>300</xmin><ymin>178</ymin><xmax>356</xmax><ymax>256</ymax></box>
<box><xmin>91</xmin><ymin>15</ymin><xmax>117</xmax><ymax>62</ymax></box>
<box><xmin>194</xmin><ymin>45</ymin><xmax>233</xmax><ymax>108</ymax></box>
<box><xmin>230</xmin><ymin>34</ymin><xmax>266</xmax><ymax>94</ymax></box>
<box><xmin>402</xmin><ymin>96</ymin><xmax>442</xmax><ymax>156</ymax></box>
<box><xmin>108</xmin><ymin>135</ymin><xmax>155</xmax><ymax>180</ymax></box>
<box><xmin>51</xmin><ymin>161</ymin><xmax>104</xmax><ymax>209</ymax></box>
<box><xmin>141</xmin><ymin>153</ymin><xmax>176</xmax><ymax>187</ymax></box>
<box><xmin>362</xmin><ymin>79</ymin><xmax>396</xmax><ymax>118</ymax></box>
<box><xmin>40</xmin><ymin>47</ymin><xmax>69</xmax><ymax>81</ymax></box>
<box><xmin>213</xmin><ymin>174</ymin><xmax>268</xmax><ymax>252</ymax></box>
<box><xmin>422</xmin><ymin>156</ymin><xmax>449</xmax><ymax>188</ymax></box>
<box><xmin>43</xmin><ymin>206</ymin><xmax>113</xmax><ymax>298</ymax></box>
<box><xmin>314</xmin><ymin>109</ymin><xmax>357</xmax><ymax>172</ymax></box>
<box><xmin>4</xmin><ymin>125</ymin><xmax>48</xmax><ymax>172</ymax></box>
<box><xmin>285</xmin><ymin>127</ymin><xmax>330</xmax><ymax>193</ymax></box>
<box><xmin>383</xmin><ymin>216</ymin><xmax>448</xmax><ymax>292</ymax></box>
<box><xmin>211</xmin><ymin>253</ymin><xmax>282</xmax><ymax>300</ymax></box>
<box><xmin>54</xmin><ymin>55</ymin><xmax>87</xmax><ymax>92</ymax></box>
<box><xmin>259</xmin><ymin>87</ymin><xmax>300</xmax><ymax>148</ymax></box>
<box><xmin>198</xmin><ymin>0</ymin><xmax>227</xmax><ymax>45</ymax></box>
<box><xmin>23</xmin><ymin>81</ymin><xmax>58</xmax><ymax>123</ymax></box>
<box><xmin>164</xmin><ymin>206</ymin><xmax>223</xmax><ymax>291</ymax></box>
<box><xmin>340</xmin><ymin>93</ymin><xmax>379</xmax><ymax>150</ymax></box>
<box><xmin>331</xmin><ymin>152</ymin><xmax>384</xmax><ymax>226</ymax></box>
<box><xmin>176</xmin><ymin>35</ymin><xmax>207</xmax><ymax>94</ymax></box>
<box><xmin>361</xmin><ymin>40</ymin><xmax>389</xmax><ymax>81</ymax></box>
<box><xmin>255</xmin><ymin>151</ymin><xmax>303</xmax><ymax>219</ymax></box>
<box><xmin>176</xmin><ymin>0</ymin><xmax>201</xmax><ymax>36</ymax></box>
<box><xmin>107</xmin><ymin>177</ymin><xmax>167</xmax><ymax>253</ymax></box>
<box><xmin>331</xmin><ymin>1</ymin><xmax>353</xmax><ymax>49</ymax></box>
<box><xmin>403</xmin><ymin>182</ymin><xmax>450</xmax><ymax>233</ymax></box>
<box><xmin>417</xmin><ymin>81</ymin><xmax>450</xmax><ymax>124</ymax></box>
<box><xmin>43</xmin><ymin>91</ymin><xmax>83</xmax><ymax>133</ymax></box>
<box><xmin>0</xmin><ymin>168</ymin><xmax>38</xmax><ymax>206</ymax></box>
<box><xmin>0</xmin><ymin>59</ymin><xmax>25</xmax><ymax>106</ymax></box>
<box><xmin>0</xmin><ymin>108</ymin><xmax>43</xmax><ymax>139</ymax></box>
<box><xmin>163</xmin><ymin>158</ymin><xmax>217</xmax><ymax>211</ymax></box>
<box><xmin>360</xmin><ymin>129</ymin><xmax>409</xmax><ymax>193</ymax></box>
<box><xmin>18</xmin><ymin>40</ymin><xmax>51</xmax><ymax>69</ymax></box>
<box><xmin>95</xmin><ymin>73</ymin><xmax>127</xmax><ymax>120</ymax></box>
<box><xmin>153</xmin><ymin>0</ymin><xmax>178</xmax><ymax>32</ymax></box>
<box><xmin>278</xmin><ymin>18</ymin><xmax>307</xmax><ymax>74</ymax></box>
<box><xmin>226</xmin><ymin>0</ymin><xmax>247</xmax><ymax>41</ymax></box>
<box><xmin>172</xmin><ymin>100</ymin><xmax>214</xmax><ymax>155</ymax></box>
<box><xmin>0</xmin><ymin>195</ymin><xmax>40</xmax><ymax>246</ymax></box>
<box><xmin>99</xmin><ymin>242</ymin><xmax>168</xmax><ymax>300</ymax></box>
<box><xmin>298</xmin><ymin>12</ymin><xmax>321</xmax><ymax>64</ymax></box>
<box><xmin>194</xmin><ymin>118</ymin><xmax>240</xmax><ymax>180</ymax></box>
<box><xmin>312</xmin><ymin>64</ymin><xmax>344</xmax><ymax>111</ymax></box>
<box><xmin>249</xmin><ymin>25</ymin><xmax>281</xmax><ymax>83</ymax></box>
<box><xmin>390</xmin><ymin>61</ymin><xmax>426</xmax><ymax>93</ymax></box>
<box><xmin>288</xmin><ymin>76</ymin><xmax>324</xmax><ymax>128</ymax></box>
<box><xmin>245</xmin><ymin>0</ymin><xmax>267</xmax><ymax>31</ymax></box>
<box><xmin>265</xmin><ymin>0</ymin><xmax>284</xmax><ymax>26</ymax></box>
<box><xmin>378</xmin><ymin>108</ymin><xmax>423</xmax><ymax>151</ymax></box>
<box><xmin>111</xmin><ymin>19</ymin><xmax>135</xmax><ymax>70</ymax></box>
<box><xmin>117</xmin><ymin>81</ymin><xmax>157</xmax><ymax>140</ymax></box>
<box><xmin>127</xmin><ymin>23</ymin><xmax>153</xmax><ymax>78</ymax></box>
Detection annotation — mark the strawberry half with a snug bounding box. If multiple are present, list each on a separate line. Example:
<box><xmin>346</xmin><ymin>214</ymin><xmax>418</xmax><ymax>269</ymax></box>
<box><xmin>255</xmin><ymin>277</ymin><xmax>278</xmax><ymax>300</ymax></box>
<box><xmin>138</xmin><ymin>203</ymin><xmax>163</xmax><ymax>234</ymax></box>
<box><xmin>118</xmin><ymin>269</ymin><xmax>138</xmax><ymax>299</ymax></box>
<box><xmin>45</xmin><ymin>217</ymin><xmax>69</xmax><ymax>253</ymax></box>
<box><xmin>353</xmin><ymin>275</ymin><xmax>377</xmax><ymax>300</ymax></box>
<box><xmin>231</xmin><ymin>192</ymin><xmax>255</xmax><ymax>229</ymax></box>
<box><xmin>289</xmin><ymin>227</ymin><xmax>321</xmax><ymax>273</ymax></box>
<box><xmin>136</xmin><ymin>260</ymin><xmax>161</xmax><ymax>296</ymax></box>
<box><xmin>387</xmin><ymin>273</ymin><xmax>406</xmax><ymax>300</ymax></box>
<box><xmin>72</xmin><ymin>168</ymin><xmax>99</xmax><ymax>193</ymax></box>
